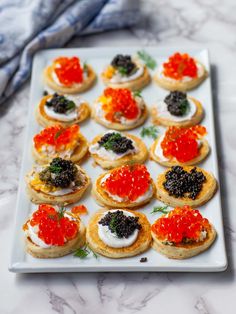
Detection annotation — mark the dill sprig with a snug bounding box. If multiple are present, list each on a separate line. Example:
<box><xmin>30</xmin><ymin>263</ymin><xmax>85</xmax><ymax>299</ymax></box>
<box><xmin>141</xmin><ymin>125</ymin><xmax>159</xmax><ymax>139</ymax></box>
<box><xmin>137</xmin><ymin>50</ymin><xmax>157</xmax><ymax>70</ymax></box>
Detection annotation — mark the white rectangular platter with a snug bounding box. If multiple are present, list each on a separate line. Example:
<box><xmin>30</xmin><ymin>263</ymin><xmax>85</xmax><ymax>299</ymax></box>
<box><xmin>9</xmin><ymin>47</ymin><xmax>227</xmax><ymax>272</ymax></box>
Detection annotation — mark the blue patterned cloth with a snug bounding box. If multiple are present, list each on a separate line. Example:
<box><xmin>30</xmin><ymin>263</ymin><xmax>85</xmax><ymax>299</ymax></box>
<box><xmin>0</xmin><ymin>0</ymin><xmax>140</xmax><ymax>104</ymax></box>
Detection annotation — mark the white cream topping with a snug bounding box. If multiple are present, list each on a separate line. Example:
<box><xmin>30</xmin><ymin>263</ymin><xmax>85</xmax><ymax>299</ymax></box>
<box><xmin>109</xmin><ymin>65</ymin><xmax>144</xmax><ymax>83</ymax></box>
<box><xmin>156</xmin><ymin>61</ymin><xmax>204</xmax><ymax>83</ymax></box>
<box><xmin>89</xmin><ymin>131</ymin><xmax>138</xmax><ymax>160</ymax></box>
<box><xmin>39</xmin><ymin>144</ymin><xmax>75</xmax><ymax>159</ymax></box>
<box><xmin>98</xmin><ymin>210</ymin><xmax>139</xmax><ymax>248</ymax></box>
<box><xmin>154</xmin><ymin>134</ymin><xmax>169</xmax><ymax>162</ymax></box>
<box><xmin>154</xmin><ymin>97</ymin><xmax>197</xmax><ymax>122</ymax></box>
<box><xmin>101</xmin><ymin>174</ymin><xmax>153</xmax><ymax>203</ymax></box>
<box><xmin>26</xmin><ymin>223</ymin><xmax>51</xmax><ymax>248</ymax></box>
<box><xmin>94</xmin><ymin>96</ymin><xmax>144</xmax><ymax>126</ymax></box>
<box><xmin>44</xmin><ymin>95</ymin><xmax>84</xmax><ymax>122</ymax></box>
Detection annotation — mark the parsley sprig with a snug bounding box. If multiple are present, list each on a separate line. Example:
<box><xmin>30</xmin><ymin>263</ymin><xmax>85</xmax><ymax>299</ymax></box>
<box><xmin>151</xmin><ymin>206</ymin><xmax>169</xmax><ymax>214</ymax></box>
<box><xmin>137</xmin><ymin>50</ymin><xmax>157</xmax><ymax>70</ymax></box>
<box><xmin>74</xmin><ymin>244</ymin><xmax>98</xmax><ymax>259</ymax></box>
<box><xmin>141</xmin><ymin>125</ymin><xmax>159</xmax><ymax>140</ymax></box>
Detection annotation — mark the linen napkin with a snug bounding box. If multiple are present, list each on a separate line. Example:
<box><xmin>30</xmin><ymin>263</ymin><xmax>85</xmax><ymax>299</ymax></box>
<box><xmin>0</xmin><ymin>0</ymin><xmax>140</xmax><ymax>104</ymax></box>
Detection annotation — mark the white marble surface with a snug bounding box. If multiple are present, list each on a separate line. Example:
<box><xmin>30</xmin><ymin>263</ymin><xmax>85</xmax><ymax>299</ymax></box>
<box><xmin>1</xmin><ymin>0</ymin><xmax>236</xmax><ymax>313</ymax></box>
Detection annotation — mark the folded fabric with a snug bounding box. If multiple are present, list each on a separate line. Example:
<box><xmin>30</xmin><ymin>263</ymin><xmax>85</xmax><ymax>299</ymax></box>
<box><xmin>0</xmin><ymin>0</ymin><xmax>140</xmax><ymax>104</ymax></box>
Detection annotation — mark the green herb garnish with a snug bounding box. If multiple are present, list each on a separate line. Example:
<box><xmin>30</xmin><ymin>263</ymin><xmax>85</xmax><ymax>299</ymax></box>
<box><xmin>58</xmin><ymin>207</ymin><xmax>66</xmax><ymax>219</ymax></box>
<box><xmin>109</xmin><ymin>216</ymin><xmax>118</xmax><ymax>235</ymax></box>
<box><xmin>74</xmin><ymin>244</ymin><xmax>98</xmax><ymax>259</ymax></box>
<box><xmin>133</xmin><ymin>90</ymin><xmax>142</xmax><ymax>98</ymax></box>
<box><xmin>118</xmin><ymin>66</ymin><xmax>128</xmax><ymax>76</ymax></box>
<box><xmin>101</xmin><ymin>133</ymin><xmax>122</xmax><ymax>151</ymax></box>
<box><xmin>65</xmin><ymin>100</ymin><xmax>76</xmax><ymax>111</ymax></box>
<box><xmin>54</xmin><ymin>129</ymin><xmax>63</xmax><ymax>139</ymax></box>
<box><xmin>141</xmin><ymin>125</ymin><xmax>159</xmax><ymax>139</ymax></box>
<box><xmin>74</xmin><ymin>247</ymin><xmax>90</xmax><ymax>259</ymax></box>
<box><xmin>83</xmin><ymin>62</ymin><xmax>88</xmax><ymax>71</ymax></box>
<box><xmin>179</xmin><ymin>99</ymin><xmax>190</xmax><ymax>115</ymax></box>
<box><xmin>151</xmin><ymin>206</ymin><xmax>169</xmax><ymax>214</ymax></box>
<box><xmin>137</xmin><ymin>50</ymin><xmax>157</xmax><ymax>70</ymax></box>
<box><xmin>49</xmin><ymin>164</ymin><xmax>63</xmax><ymax>174</ymax></box>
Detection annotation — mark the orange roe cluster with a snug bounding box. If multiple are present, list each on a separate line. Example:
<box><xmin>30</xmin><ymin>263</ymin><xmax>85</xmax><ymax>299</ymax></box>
<box><xmin>163</xmin><ymin>52</ymin><xmax>198</xmax><ymax>80</ymax></box>
<box><xmin>71</xmin><ymin>205</ymin><xmax>88</xmax><ymax>215</ymax></box>
<box><xmin>54</xmin><ymin>57</ymin><xmax>83</xmax><ymax>86</ymax></box>
<box><xmin>161</xmin><ymin>125</ymin><xmax>207</xmax><ymax>163</ymax></box>
<box><xmin>103</xmin><ymin>164</ymin><xmax>151</xmax><ymax>201</ymax></box>
<box><xmin>34</xmin><ymin>125</ymin><xmax>80</xmax><ymax>152</ymax></box>
<box><xmin>101</xmin><ymin>88</ymin><xmax>139</xmax><ymax>122</ymax></box>
<box><xmin>151</xmin><ymin>205</ymin><xmax>210</xmax><ymax>244</ymax></box>
<box><xmin>29</xmin><ymin>204</ymin><xmax>78</xmax><ymax>246</ymax></box>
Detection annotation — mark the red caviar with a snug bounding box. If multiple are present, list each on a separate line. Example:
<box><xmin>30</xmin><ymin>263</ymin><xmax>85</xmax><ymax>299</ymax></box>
<box><xmin>101</xmin><ymin>88</ymin><xmax>139</xmax><ymax>122</ymax></box>
<box><xmin>103</xmin><ymin>164</ymin><xmax>151</xmax><ymax>201</ymax></box>
<box><xmin>33</xmin><ymin>125</ymin><xmax>80</xmax><ymax>152</ymax></box>
<box><xmin>161</xmin><ymin>125</ymin><xmax>207</xmax><ymax>163</ymax></box>
<box><xmin>54</xmin><ymin>57</ymin><xmax>83</xmax><ymax>86</ymax></box>
<box><xmin>151</xmin><ymin>205</ymin><xmax>210</xmax><ymax>244</ymax></box>
<box><xmin>71</xmin><ymin>205</ymin><xmax>88</xmax><ymax>215</ymax></box>
<box><xmin>163</xmin><ymin>52</ymin><xmax>198</xmax><ymax>80</ymax></box>
<box><xmin>29</xmin><ymin>204</ymin><xmax>78</xmax><ymax>246</ymax></box>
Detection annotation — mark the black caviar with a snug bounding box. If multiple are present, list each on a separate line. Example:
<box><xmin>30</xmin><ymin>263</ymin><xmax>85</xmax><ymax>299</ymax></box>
<box><xmin>164</xmin><ymin>91</ymin><xmax>189</xmax><ymax>116</ymax></box>
<box><xmin>99</xmin><ymin>210</ymin><xmax>141</xmax><ymax>238</ymax></box>
<box><xmin>45</xmin><ymin>93</ymin><xmax>76</xmax><ymax>114</ymax></box>
<box><xmin>163</xmin><ymin>166</ymin><xmax>206</xmax><ymax>200</ymax></box>
<box><xmin>98</xmin><ymin>132</ymin><xmax>135</xmax><ymax>154</ymax></box>
<box><xmin>39</xmin><ymin>157</ymin><xmax>81</xmax><ymax>188</ymax></box>
<box><xmin>111</xmin><ymin>54</ymin><xmax>137</xmax><ymax>76</ymax></box>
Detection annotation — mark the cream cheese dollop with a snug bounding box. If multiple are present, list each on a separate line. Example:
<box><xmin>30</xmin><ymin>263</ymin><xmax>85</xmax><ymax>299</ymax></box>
<box><xmin>44</xmin><ymin>95</ymin><xmax>84</xmax><ymax>122</ymax></box>
<box><xmin>109</xmin><ymin>65</ymin><xmax>144</xmax><ymax>83</ymax></box>
<box><xmin>155</xmin><ymin>98</ymin><xmax>197</xmax><ymax>122</ymax></box>
<box><xmin>98</xmin><ymin>210</ymin><xmax>139</xmax><ymax>248</ymax></box>
<box><xmin>89</xmin><ymin>131</ymin><xmax>138</xmax><ymax>160</ymax></box>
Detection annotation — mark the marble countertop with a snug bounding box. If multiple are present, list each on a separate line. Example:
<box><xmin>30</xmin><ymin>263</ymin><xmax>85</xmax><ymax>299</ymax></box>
<box><xmin>1</xmin><ymin>0</ymin><xmax>236</xmax><ymax>313</ymax></box>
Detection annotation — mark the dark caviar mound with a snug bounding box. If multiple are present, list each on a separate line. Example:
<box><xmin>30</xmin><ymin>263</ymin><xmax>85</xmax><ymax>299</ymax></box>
<box><xmin>45</xmin><ymin>93</ymin><xmax>76</xmax><ymax>114</ymax></box>
<box><xmin>98</xmin><ymin>132</ymin><xmax>135</xmax><ymax>154</ymax></box>
<box><xmin>164</xmin><ymin>91</ymin><xmax>189</xmax><ymax>116</ymax></box>
<box><xmin>163</xmin><ymin>166</ymin><xmax>206</xmax><ymax>200</ymax></box>
<box><xmin>99</xmin><ymin>210</ymin><xmax>141</xmax><ymax>238</ymax></box>
<box><xmin>111</xmin><ymin>54</ymin><xmax>137</xmax><ymax>76</ymax></box>
<box><xmin>39</xmin><ymin>157</ymin><xmax>79</xmax><ymax>188</ymax></box>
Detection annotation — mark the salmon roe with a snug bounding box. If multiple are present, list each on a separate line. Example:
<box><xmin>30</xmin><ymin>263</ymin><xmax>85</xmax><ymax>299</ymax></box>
<box><xmin>54</xmin><ymin>57</ymin><xmax>83</xmax><ymax>86</ymax></box>
<box><xmin>33</xmin><ymin>125</ymin><xmax>80</xmax><ymax>152</ymax></box>
<box><xmin>71</xmin><ymin>205</ymin><xmax>88</xmax><ymax>215</ymax></box>
<box><xmin>29</xmin><ymin>204</ymin><xmax>78</xmax><ymax>246</ymax></box>
<box><xmin>163</xmin><ymin>52</ymin><xmax>198</xmax><ymax>80</ymax></box>
<box><xmin>100</xmin><ymin>88</ymin><xmax>139</xmax><ymax>122</ymax></box>
<box><xmin>103</xmin><ymin>164</ymin><xmax>151</xmax><ymax>201</ymax></box>
<box><xmin>161</xmin><ymin>125</ymin><xmax>207</xmax><ymax>163</ymax></box>
<box><xmin>151</xmin><ymin>205</ymin><xmax>210</xmax><ymax>244</ymax></box>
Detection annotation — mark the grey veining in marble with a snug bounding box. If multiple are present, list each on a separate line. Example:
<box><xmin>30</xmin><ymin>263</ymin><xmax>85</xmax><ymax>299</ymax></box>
<box><xmin>1</xmin><ymin>0</ymin><xmax>236</xmax><ymax>313</ymax></box>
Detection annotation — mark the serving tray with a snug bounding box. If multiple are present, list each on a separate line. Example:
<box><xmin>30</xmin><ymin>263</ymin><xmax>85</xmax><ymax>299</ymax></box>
<box><xmin>9</xmin><ymin>47</ymin><xmax>227</xmax><ymax>273</ymax></box>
